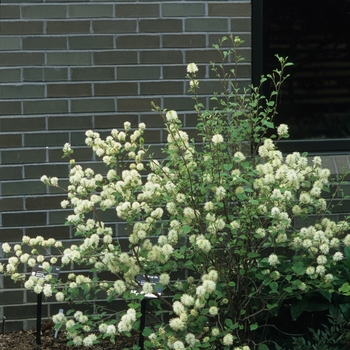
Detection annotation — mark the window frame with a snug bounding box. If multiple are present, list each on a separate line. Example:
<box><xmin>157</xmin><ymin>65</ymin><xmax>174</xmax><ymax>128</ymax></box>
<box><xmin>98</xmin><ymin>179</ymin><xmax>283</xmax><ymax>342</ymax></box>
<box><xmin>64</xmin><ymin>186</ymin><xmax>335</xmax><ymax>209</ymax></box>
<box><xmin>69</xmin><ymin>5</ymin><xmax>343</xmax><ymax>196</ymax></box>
<box><xmin>251</xmin><ymin>0</ymin><xmax>350</xmax><ymax>155</ymax></box>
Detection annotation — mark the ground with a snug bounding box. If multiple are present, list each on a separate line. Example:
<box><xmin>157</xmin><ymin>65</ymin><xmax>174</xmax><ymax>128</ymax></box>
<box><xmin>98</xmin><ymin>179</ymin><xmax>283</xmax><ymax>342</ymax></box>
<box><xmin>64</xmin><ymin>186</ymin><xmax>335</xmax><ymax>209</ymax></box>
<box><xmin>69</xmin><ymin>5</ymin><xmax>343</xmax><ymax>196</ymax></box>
<box><xmin>0</xmin><ymin>326</ymin><xmax>140</xmax><ymax>350</ymax></box>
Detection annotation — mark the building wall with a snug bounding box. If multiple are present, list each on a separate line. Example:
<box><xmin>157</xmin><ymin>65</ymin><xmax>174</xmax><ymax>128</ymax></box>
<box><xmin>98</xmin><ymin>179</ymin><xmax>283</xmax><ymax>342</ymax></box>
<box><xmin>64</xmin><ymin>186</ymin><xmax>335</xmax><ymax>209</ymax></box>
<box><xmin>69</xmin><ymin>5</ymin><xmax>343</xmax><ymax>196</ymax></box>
<box><xmin>0</xmin><ymin>0</ymin><xmax>251</xmax><ymax>330</ymax></box>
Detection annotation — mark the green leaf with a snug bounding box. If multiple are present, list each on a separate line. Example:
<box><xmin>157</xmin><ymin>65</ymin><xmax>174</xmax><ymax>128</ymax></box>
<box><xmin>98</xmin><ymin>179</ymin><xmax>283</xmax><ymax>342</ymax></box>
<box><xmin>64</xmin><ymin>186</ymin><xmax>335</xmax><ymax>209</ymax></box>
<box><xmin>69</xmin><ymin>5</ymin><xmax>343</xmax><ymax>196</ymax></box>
<box><xmin>344</xmin><ymin>246</ymin><xmax>350</xmax><ymax>259</ymax></box>
<box><xmin>224</xmin><ymin>163</ymin><xmax>233</xmax><ymax>171</ymax></box>
<box><xmin>290</xmin><ymin>297</ymin><xmax>308</xmax><ymax>320</ymax></box>
<box><xmin>269</xmin><ymin>281</ymin><xmax>278</xmax><ymax>293</ymax></box>
<box><xmin>250</xmin><ymin>323</ymin><xmax>258</xmax><ymax>331</ymax></box>
<box><xmin>258</xmin><ymin>344</ymin><xmax>270</xmax><ymax>350</ymax></box>
<box><xmin>225</xmin><ymin>318</ymin><xmax>233</xmax><ymax>328</ymax></box>
<box><xmin>319</xmin><ymin>290</ymin><xmax>332</xmax><ymax>303</ymax></box>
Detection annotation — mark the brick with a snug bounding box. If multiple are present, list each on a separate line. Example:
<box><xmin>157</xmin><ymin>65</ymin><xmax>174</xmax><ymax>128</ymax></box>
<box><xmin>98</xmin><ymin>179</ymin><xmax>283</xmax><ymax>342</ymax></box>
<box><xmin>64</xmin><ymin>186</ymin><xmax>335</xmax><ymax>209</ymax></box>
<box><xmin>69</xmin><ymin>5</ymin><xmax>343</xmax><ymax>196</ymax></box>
<box><xmin>117</xmin><ymin>66</ymin><xmax>160</xmax><ymax>80</ymax></box>
<box><xmin>209</xmin><ymin>33</ymin><xmax>251</xmax><ymax>47</ymax></box>
<box><xmin>94</xmin><ymin>114</ymin><xmax>138</xmax><ymax>129</ymax></box>
<box><xmin>71</xmin><ymin>98</ymin><xmax>115</xmax><ymax>113</ymax></box>
<box><xmin>116</xmin><ymin>35</ymin><xmax>160</xmax><ymax>49</ymax></box>
<box><xmin>22</xmin><ymin>36</ymin><xmax>67</xmax><ymax>50</ymax></box>
<box><xmin>185</xmin><ymin>18</ymin><xmax>229</xmax><ymax>32</ymax></box>
<box><xmin>208</xmin><ymin>63</ymin><xmax>251</xmax><ymax>78</ymax></box>
<box><xmin>140</xmin><ymin>81</ymin><xmax>183</xmax><ymax>95</ymax></box>
<box><xmin>0</xmin><ymin>5</ymin><xmax>20</xmax><ymax>19</ymax></box>
<box><xmin>0</xmin><ymin>21</ymin><xmax>43</xmax><ymax>35</ymax></box>
<box><xmin>25</xmin><ymin>164</ymin><xmax>68</xmax><ymax>180</ymax></box>
<box><xmin>23</xmin><ymin>67</ymin><xmax>68</xmax><ymax>82</ymax></box>
<box><xmin>2</xmin><ymin>180</ymin><xmax>46</xmax><ymax>196</ymax></box>
<box><xmin>118</xmin><ymin>98</ymin><xmax>160</xmax><ymax>112</ymax></box>
<box><xmin>186</xmin><ymin>49</ymin><xmax>224</xmax><ymax>63</ymax></box>
<box><xmin>26</xmin><ymin>225</ymin><xmax>71</xmax><ymax>240</ymax></box>
<box><xmin>23</xmin><ymin>100</ymin><xmax>68</xmax><ymax>115</ymax></box>
<box><xmin>24</xmin><ymin>132</ymin><xmax>69</xmax><ymax>147</ymax></box>
<box><xmin>0</xmin><ymin>84</ymin><xmax>45</xmax><ymax>99</ymax></box>
<box><xmin>69</xmin><ymin>4</ymin><xmax>114</xmax><ymax>18</ymax></box>
<box><xmin>163</xmin><ymin>34</ymin><xmax>206</xmax><ymax>48</ymax></box>
<box><xmin>71</xmin><ymin>67</ymin><xmax>115</xmax><ymax>81</ymax></box>
<box><xmin>0</xmin><ymin>68</ymin><xmax>21</xmax><ymax>82</ymax></box>
<box><xmin>93</xmin><ymin>20</ymin><xmax>136</xmax><ymax>34</ymax></box>
<box><xmin>0</xmin><ymin>228</ymin><xmax>23</xmax><ymax>242</ymax></box>
<box><xmin>0</xmin><ymin>198</ymin><xmax>23</xmax><ymax>211</ymax></box>
<box><xmin>69</xmin><ymin>35</ymin><xmax>114</xmax><ymax>50</ymax></box>
<box><xmin>46</xmin><ymin>20</ymin><xmax>90</xmax><ymax>34</ymax></box>
<box><xmin>162</xmin><ymin>3</ymin><xmax>205</xmax><ymax>17</ymax></box>
<box><xmin>231</xmin><ymin>18</ymin><xmax>252</xmax><ymax>32</ymax></box>
<box><xmin>140</xmin><ymin>50</ymin><xmax>183</xmax><ymax>64</ymax></box>
<box><xmin>48</xmin><ymin>210</ymin><xmax>69</xmax><ymax>225</ymax></box>
<box><xmin>94</xmin><ymin>82</ymin><xmax>138</xmax><ymax>96</ymax></box>
<box><xmin>0</xmin><ymin>101</ymin><xmax>21</xmax><ymax>115</ymax></box>
<box><xmin>48</xmin><ymin>116</ymin><xmax>93</xmax><ymax>130</ymax></box>
<box><xmin>26</xmin><ymin>195</ymin><xmax>65</xmax><ymax>210</ymax></box>
<box><xmin>2</xmin><ymin>149</ymin><xmax>46</xmax><ymax>165</ymax></box>
<box><xmin>0</xmin><ymin>52</ymin><xmax>45</xmax><ymax>66</ymax></box>
<box><xmin>0</xmin><ymin>290</ymin><xmax>24</xmax><ymax>304</ymax></box>
<box><xmin>140</xmin><ymin>113</ymin><xmax>173</xmax><ymax>127</ymax></box>
<box><xmin>208</xmin><ymin>3</ymin><xmax>251</xmax><ymax>17</ymax></box>
<box><xmin>3</xmin><ymin>304</ymin><xmax>48</xmax><ymax>319</ymax></box>
<box><xmin>47</xmin><ymin>83</ymin><xmax>92</xmax><ymax>97</ymax></box>
<box><xmin>163</xmin><ymin>96</ymin><xmax>198</xmax><ymax>111</ymax></box>
<box><xmin>94</xmin><ymin>51</ymin><xmax>137</xmax><ymax>65</ymax></box>
<box><xmin>48</xmin><ymin>147</ymin><xmax>93</xmax><ymax>162</ymax></box>
<box><xmin>0</xmin><ymin>134</ymin><xmax>22</xmax><ymax>148</ymax></box>
<box><xmin>21</xmin><ymin>5</ymin><xmax>67</xmax><ymax>19</ymax></box>
<box><xmin>0</xmin><ymin>36</ymin><xmax>20</xmax><ymax>50</ymax></box>
<box><xmin>47</xmin><ymin>52</ymin><xmax>92</xmax><ymax>66</ymax></box>
<box><xmin>163</xmin><ymin>65</ymin><xmax>206</xmax><ymax>79</ymax></box>
<box><xmin>0</xmin><ymin>117</ymin><xmax>45</xmax><ymax>132</ymax></box>
<box><xmin>115</xmin><ymin>4</ymin><xmax>159</xmax><ymax>18</ymax></box>
<box><xmin>0</xmin><ymin>166</ymin><xmax>22</xmax><ymax>181</ymax></box>
<box><xmin>139</xmin><ymin>19</ymin><xmax>182</xmax><ymax>33</ymax></box>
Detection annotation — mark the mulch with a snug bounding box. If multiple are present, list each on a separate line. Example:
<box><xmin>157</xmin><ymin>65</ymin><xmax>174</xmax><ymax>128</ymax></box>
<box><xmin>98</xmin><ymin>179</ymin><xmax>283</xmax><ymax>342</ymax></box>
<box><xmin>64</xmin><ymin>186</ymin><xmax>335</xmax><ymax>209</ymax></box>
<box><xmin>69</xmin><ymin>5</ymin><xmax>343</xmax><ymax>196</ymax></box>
<box><xmin>0</xmin><ymin>326</ymin><xmax>140</xmax><ymax>350</ymax></box>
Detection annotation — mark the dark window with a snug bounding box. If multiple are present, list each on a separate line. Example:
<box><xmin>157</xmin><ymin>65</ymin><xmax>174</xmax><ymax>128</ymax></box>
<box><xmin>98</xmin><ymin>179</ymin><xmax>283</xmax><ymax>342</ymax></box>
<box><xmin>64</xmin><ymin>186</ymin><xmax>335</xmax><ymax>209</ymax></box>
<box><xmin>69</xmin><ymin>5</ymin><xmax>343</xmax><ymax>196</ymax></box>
<box><xmin>253</xmin><ymin>0</ymin><xmax>350</xmax><ymax>152</ymax></box>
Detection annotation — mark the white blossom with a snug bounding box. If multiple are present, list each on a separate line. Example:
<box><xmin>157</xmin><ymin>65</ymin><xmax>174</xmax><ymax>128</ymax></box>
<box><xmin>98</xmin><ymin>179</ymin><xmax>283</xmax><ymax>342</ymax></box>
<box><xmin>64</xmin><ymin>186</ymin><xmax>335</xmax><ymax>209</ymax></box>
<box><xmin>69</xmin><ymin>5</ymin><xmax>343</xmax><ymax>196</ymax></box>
<box><xmin>187</xmin><ymin>63</ymin><xmax>198</xmax><ymax>73</ymax></box>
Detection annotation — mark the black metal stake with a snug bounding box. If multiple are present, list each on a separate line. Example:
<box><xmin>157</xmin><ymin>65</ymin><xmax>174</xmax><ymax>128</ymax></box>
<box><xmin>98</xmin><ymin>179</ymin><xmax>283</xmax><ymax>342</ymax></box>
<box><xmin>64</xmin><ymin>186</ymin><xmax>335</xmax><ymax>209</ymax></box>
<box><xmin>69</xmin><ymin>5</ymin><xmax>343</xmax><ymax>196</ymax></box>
<box><xmin>36</xmin><ymin>292</ymin><xmax>42</xmax><ymax>345</ymax></box>
<box><xmin>138</xmin><ymin>298</ymin><xmax>147</xmax><ymax>350</ymax></box>
<box><xmin>2</xmin><ymin>316</ymin><xmax>6</xmax><ymax>335</ymax></box>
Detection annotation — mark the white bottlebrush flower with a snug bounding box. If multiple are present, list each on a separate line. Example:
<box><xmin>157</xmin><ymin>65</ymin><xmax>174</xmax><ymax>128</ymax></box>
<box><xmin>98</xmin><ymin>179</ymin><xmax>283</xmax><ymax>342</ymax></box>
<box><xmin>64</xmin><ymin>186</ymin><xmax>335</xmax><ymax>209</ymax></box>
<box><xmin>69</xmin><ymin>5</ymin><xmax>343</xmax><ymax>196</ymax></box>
<box><xmin>83</xmin><ymin>334</ymin><xmax>97</xmax><ymax>347</ymax></box>
<box><xmin>317</xmin><ymin>255</ymin><xmax>327</xmax><ymax>265</ymax></box>
<box><xmin>187</xmin><ymin>62</ymin><xmax>198</xmax><ymax>73</ymax></box>
<box><xmin>306</xmin><ymin>266</ymin><xmax>315</xmax><ymax>275</ymax></box>
<box><xmin>277</xmin><ymin>124</ymin><xmax>289</xmax><ymax>136</ymax></box>
<box><xmin>316</xmin><ymin>265</ymin><xmax>326</xmax><ymax>276</ymax></box>
<box><xmin>160</xmin><ymin>273</ymin><xmax>170</xmax><ymax>285</ymax></box>
<box><xmin>169</xmin><ymin>317</ymin><xmax>185</xmax><ymax>331</ymax></box>
<box><xmin>215</xmin><ymin>186</ymin><xmax>226</xmax><ymax>201</ymax></box>
<box><xmin>106</xmin><ymin>324</ymin><xmax>116</xmax><ymax>335</ymax></box>
<box><xmin>1</xmin><ymin>243</ymin><xmax>11</xmax><ymax>253</ymax></box>
<box><xmin>55</xmin><ymin>292</ymin><xmax>64</xmax><ymax>302</ymax></box>
<box><xmin>234</xmin><ymin>151</ymin><xmax>246</xmax><ymax>161</ymax></box>
<box><xmin>166</xmin><ymin>110</ymin><xmax>178</xmax><ymax>122</ymax></box>
<box><xmin>212</xmin><ymin>134</ymin><xmax>224</xmax><ymax>144</ymax></box>
<box><xmin>268</xmin><ymin>253</ymin><xmax>279</xmax><ymax>266</ymax></box>
<box><xmin>324</xmin><ymin>273</ymin><xmax>333</xmax><ymax>284</ymax></box>
<box><xmin>223</xmin><ymin>334</ymin><xmax>234</xmax><ymax>346</ymax></box>
<box><xmin>189</xmin><ymin>79</ymin><xmax>199</xmax><ymax>88</ymax></box>
<box><xmin>333</xmin><ymin>252</ymin><xmax>344</xmax><ymax>261</ymax></box>
<box><xmin>209</xmin><ymin>306</ymin><xmax>218</xmax><ymax>316</ymax></box>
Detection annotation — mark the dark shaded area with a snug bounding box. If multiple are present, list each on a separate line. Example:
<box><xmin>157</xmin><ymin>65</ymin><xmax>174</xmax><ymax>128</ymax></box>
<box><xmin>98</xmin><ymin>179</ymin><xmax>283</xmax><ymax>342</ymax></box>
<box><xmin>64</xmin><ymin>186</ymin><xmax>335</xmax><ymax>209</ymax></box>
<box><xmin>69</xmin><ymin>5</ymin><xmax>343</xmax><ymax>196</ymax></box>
<box><xmin>263</xmin><ymin>0</ymin><xmax>350</xmax><ymax>139</ymax></box>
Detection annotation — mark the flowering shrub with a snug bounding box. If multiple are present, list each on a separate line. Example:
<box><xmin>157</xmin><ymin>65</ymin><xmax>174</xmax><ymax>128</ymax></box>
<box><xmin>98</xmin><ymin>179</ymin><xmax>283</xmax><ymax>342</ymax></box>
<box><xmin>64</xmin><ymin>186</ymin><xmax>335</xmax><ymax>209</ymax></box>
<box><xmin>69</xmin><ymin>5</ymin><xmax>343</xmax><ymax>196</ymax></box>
<box><xmin>1</xmin><ymin>36</ymin><xmax>350</xmax><ymax>349</ymax></box>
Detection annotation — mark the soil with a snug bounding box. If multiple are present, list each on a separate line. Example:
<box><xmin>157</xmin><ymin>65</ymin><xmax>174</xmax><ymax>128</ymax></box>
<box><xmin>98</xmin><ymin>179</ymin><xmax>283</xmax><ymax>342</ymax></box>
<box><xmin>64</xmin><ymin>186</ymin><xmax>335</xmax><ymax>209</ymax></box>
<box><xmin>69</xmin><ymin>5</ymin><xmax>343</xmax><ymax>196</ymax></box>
<box><xmin>0</xmin><ymin>325</ymin><xmax>140</xmax><ymax>350</ymax></box>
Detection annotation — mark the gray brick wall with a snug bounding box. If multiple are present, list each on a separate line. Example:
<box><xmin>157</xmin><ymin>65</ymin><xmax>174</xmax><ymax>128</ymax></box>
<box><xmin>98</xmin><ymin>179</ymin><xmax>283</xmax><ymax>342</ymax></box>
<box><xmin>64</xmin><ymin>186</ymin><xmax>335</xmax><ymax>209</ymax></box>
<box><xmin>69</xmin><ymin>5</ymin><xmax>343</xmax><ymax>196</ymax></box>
<box><xmin>0</xmin><ymin>0</ymin><xmax>251</xmax><ymax>330</ymax></box>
